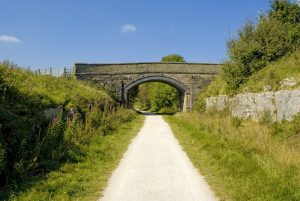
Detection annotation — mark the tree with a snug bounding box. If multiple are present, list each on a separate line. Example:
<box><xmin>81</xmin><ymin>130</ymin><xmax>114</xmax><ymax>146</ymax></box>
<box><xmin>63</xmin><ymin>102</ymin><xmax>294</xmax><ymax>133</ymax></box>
<box><xmin>161</xmin><ymin>54</ymin><xmax>185</xmax><ymax>63</ymax></box>
<box><xmin>131</xmin><ymin>54</ymin><xmax>184</xmax><ymax>112</ymax></box>
<box><xmin>222</xmin><ymin>0</ymin><xmax>300</xmax><ymax>91</ymax></box>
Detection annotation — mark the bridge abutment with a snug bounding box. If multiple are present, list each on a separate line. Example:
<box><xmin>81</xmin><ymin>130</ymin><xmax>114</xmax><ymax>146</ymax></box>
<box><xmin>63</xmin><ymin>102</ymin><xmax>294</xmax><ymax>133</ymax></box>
<box><xmin>183</xmin><ymin>92</ymin><xmax>192</xmax><ymax>112</ymax></box>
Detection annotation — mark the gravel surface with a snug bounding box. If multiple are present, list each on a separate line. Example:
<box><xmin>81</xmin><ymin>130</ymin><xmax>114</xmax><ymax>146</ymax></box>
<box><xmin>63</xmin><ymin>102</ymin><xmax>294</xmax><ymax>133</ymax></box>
<box><xmin>100</xmin><ymin>114</ymin><xmax>217</xmax><ymax>201</ymax></box>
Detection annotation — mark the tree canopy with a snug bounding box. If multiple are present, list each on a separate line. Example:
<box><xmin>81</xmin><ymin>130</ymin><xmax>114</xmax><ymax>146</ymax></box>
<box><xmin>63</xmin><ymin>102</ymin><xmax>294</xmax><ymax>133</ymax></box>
<box><xmin>161</xmin><ymin>54</ymin><xmax>185</xmax><ymax>63</ymax></box>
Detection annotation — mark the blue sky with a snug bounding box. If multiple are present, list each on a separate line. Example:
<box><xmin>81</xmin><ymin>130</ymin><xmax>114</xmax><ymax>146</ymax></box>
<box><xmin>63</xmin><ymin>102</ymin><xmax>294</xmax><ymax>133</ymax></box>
<box><xmin>0</xmin><ymin>0</ymin><xmax>271</xmax><ymax>69</ymax></box>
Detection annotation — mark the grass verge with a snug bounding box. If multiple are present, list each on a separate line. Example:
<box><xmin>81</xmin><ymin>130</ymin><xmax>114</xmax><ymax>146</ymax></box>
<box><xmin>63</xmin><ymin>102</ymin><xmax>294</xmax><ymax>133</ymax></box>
<box><xmin>164</xmin><ymin>112</ymin><xmax>300</xmax><ymax>201</ymax></box>
<box><xmin>195</xmin><ymin>50</ymin><xmax>300</xmax><ymax>111</ymax></box>
<box><xmin>8</xmin><ymin>113</ymin><xmax>145</xmax><ymax>201</ymax></box>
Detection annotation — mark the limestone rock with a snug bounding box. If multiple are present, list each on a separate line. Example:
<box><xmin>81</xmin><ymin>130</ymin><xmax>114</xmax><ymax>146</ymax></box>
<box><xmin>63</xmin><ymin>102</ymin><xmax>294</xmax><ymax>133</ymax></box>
<box><xmin>275</xmin><ymin>89</ymin><xmax>300</xmax><ymax>121</ymax></box>
<box><xmin>205</xmin><ymin>95</ymin><xmax>229</xmax><ymax>112</ymax></box>
<box><xmin>205</xmin><ymin>88</ymin><xmax>300</xmax><ymax>122</ymax></box>
<box><xmin>231</xmin><ymin>92</ymin><xmax>274</xmax><ymax>121</ymax></box>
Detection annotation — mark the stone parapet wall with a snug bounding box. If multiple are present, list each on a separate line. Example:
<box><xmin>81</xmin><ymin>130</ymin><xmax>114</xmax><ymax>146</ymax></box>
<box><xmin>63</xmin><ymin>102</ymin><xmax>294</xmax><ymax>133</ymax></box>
<box><xmin>75</xmin><ymin>62</ymin><xmax>221</xmax><ymax>74</ymax></box>
<box><xmin>205</xmin><ymin>89</ymin><xmax>300</xmax><ymax>122</ymax></box>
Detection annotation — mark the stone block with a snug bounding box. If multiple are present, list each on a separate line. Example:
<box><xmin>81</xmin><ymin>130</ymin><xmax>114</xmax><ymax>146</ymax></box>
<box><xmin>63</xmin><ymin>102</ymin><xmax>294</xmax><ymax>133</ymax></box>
<box><xmin>275</xmin><ymin>89</ymin><xmax>300</xmax><ymax>121</ymax></box>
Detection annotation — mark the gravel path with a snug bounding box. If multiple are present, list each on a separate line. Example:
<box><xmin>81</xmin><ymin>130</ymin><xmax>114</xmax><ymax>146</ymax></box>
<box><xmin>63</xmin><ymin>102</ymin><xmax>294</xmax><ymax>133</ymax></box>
<box><xmin>100</xmin><ymin>114</ymin><xmax>217</xmax><ymax>201</ymax></box>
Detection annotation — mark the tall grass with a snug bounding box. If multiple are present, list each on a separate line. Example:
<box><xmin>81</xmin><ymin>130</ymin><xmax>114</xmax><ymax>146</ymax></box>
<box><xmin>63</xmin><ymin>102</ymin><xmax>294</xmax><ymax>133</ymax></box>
<box><xmin>239</xmin><ymin>50</ymin><xmax>300</xmax><ymax>92</ymax></box>
<box><xmin>0</xmin><ymin>64</ymin><xmax>129</xmax><ymax>199</ymax></box>
<box><xmin>8</xmin><ymin>109</ymin><xmax>144</xmax><ymax>201</ymax></box>
<box><xmin>164</xmin><ymin>112</ymin><xmax>300</xmax><ymax>201</ymax></box>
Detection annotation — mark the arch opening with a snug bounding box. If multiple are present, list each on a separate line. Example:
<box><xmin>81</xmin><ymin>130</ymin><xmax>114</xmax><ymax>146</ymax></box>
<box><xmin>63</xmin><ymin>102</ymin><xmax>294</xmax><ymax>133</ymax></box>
<box><xmin>122</xmin><ymin>75</ymin><xmax>191</xmax><ymax>111</ymax></box>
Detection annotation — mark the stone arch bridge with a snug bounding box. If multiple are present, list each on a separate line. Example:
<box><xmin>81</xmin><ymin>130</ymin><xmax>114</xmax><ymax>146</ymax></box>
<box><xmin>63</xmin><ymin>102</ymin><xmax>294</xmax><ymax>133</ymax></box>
<box><xmin>75</xmin><ymin>62</ymin><xmax>221</xmax><ymax>111</ymax></box>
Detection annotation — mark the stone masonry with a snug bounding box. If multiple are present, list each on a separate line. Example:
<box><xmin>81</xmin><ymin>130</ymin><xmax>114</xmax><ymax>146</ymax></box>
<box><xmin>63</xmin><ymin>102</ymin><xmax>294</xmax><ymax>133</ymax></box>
<box><xmin>75</xmin><ymin>62</ymin><xmax>221</xmax><ymax>111</ymax></box>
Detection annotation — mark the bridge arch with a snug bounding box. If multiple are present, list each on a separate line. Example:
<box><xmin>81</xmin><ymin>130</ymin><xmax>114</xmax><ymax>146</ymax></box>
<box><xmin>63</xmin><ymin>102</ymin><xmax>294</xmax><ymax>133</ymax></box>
<box><xmin>75</xmin><ymin>62</ymin><xmax>221</xmax><ymax>111</ymax></box>
<box><xmin>123</xmin><ymin>75</ymin><xmax>191</xmax><ymax>111</ymax></box>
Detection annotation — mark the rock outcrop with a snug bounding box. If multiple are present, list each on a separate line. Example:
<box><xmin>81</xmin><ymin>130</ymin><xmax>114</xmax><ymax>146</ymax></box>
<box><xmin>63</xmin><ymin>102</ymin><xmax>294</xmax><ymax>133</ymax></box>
<box><xmin>205</xmin><ymin>89</ymin><xmax>300</xmax><ymax>122</ymax></box>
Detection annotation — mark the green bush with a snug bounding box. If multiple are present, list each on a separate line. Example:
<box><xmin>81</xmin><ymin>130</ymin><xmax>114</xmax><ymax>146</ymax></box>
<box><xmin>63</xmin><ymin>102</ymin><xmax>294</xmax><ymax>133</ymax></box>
<box><xmin>223</xmin><ymin>0</ymin><xmax>300</xmax><ymax>91</ymax></box>
<box><xmin>195</xmin><ymin>1</ymin><xmax>300</xmax><ymax>112</ymax></box>
<box><xmin>272</xmin><ymin>113</ymin><xmax>300</xmax><ymax>139</ymax></box>
<box><xmin>133</xmin><ymin>82</ymin><xmax>180</xmax><ymax>113</ymax></box>
<box><xmin>161</xmin><ymin>54</ymin><xmax>185</xmax><ymax>62</ymax></box>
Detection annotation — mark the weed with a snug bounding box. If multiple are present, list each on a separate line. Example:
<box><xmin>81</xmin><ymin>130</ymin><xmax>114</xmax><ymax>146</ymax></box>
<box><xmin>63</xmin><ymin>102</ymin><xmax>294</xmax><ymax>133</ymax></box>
<box><xmin>231</xmin><ymin>117</ymin><xmax>243</xmax><ymax>128</ymax></box>
<box><xmin>259</xmin><ymin>110</ymin><xmax>273</xmax><ymax>125</ymax></box>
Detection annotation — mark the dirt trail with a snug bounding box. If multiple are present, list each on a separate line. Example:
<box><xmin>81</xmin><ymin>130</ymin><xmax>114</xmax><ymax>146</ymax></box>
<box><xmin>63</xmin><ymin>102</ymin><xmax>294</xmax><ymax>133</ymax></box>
<box><xmin>100</xmin><ymin>114</ymin><xmax>217</xmax><ymax>201</ymax></box>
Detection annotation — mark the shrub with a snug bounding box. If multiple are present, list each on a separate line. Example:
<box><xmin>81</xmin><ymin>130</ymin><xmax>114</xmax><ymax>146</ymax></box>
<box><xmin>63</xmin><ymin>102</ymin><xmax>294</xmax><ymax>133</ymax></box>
<box><xmin>133</xmin><ymin>82</ymin><xmax>180</xmax><ymax>113</ymax></box>
<box><xmin>161</xmin><ymin>54</ymin><xmax>185</xmax><ymax>63</ymax></box>
<box><xmin>223</xmin><ymin>0</ymin><xmax>300</xmax><ymax>91</ymax></box>
<box><xmin>272</xmin><ymin>113</ymin><xmax>300</xmax><ymax>139</ymax></box>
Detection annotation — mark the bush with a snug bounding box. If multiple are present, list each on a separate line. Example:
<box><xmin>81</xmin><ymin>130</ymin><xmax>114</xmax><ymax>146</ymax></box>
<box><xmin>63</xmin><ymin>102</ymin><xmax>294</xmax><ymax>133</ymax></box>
<box><xmin>161</xmin><ymin>54</ymin><xmax>185</xmax><ymax>63</ymax></box>
<box><xmin>272</xmin><ymin>113</ymin><xmax>300</xmax><ymax>139</ymax></box>
<box><xmin>223</xmin><ymin>0</ymin><xmax>300</xmax><ymax>91</ymax></box>
<box><xmin>133</xmin><ymin>82</ymin><xmax>180</xmax><ymax>112</ymax></box>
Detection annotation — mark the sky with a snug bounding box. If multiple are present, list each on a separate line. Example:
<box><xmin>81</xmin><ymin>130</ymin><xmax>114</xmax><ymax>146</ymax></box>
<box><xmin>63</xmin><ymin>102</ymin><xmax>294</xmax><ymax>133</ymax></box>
<box><xmin>0</xmin><ymin>0</ymin><xmax>272</xmax><ymax>70</ymax></box>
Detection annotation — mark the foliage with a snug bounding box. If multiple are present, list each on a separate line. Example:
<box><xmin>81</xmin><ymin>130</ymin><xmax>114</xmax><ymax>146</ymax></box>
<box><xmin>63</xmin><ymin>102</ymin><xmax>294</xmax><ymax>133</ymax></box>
<box><xmin>129</xmin><ymin>54</ymin><xmax>185</xmax><ymax>112</ymax></box>
<box><xmin>8</xmin><ymin>110</ymin><xmax>144</xmax><ymax>201</ymax></box>
<box><xmin>196</xmin><ymin>1</ymin><xmax>300</xmax><ymax>111</ymax></box>
<box><xmin>223</xmin><ymin>0</ymin><xmax>300</xmax><ymax>91</ymax></box>
<box><xmin>132</xmin><ymin>84</ymin><xmax>151</xmax><ymax>110</ymax></box>
<box><xmin>0</xmin><ymin>64</ymin><xmax>113</xmax><ymax>194</ymax></box>
<box><xmin>272</xmin><ymin>113</ymin><xmax>300</xmax><ymax>139</ymax></box>
<box><xmin>195</xmin><ymin>76</ymin><xmax>228</xmax><ymax>111</ymax></box>
<box><xmin>196</xmin><ymin>42</ymin><xmax>300</xmax><ymax>112</ymax></box>
<box><xmin>239</xmin><ymin>49</ymin><xmax>300</xmax><ymax>92</ymax></box>
<box><xmin>165</xmin><ymin>112</ymin><xmax>300</xmax><ymax>201</ymax></box>
<box><xmin>133</xmin><ymin>82</ymin><xmax>180</xmax><ymax>113</ymax></box>
<box><xmin>161</xmin><ymin>54</ymin><xmax>185</xmax><ymax>63</ymax></box>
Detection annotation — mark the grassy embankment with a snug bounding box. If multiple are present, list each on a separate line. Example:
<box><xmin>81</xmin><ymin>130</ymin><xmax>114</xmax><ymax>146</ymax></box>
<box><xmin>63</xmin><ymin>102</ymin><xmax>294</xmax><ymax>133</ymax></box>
<box><xmin>166</xmin><ymin>2</ymin><xmax>300</xmax><ymax>200</ymax></box>
<box><xmin>169</xmin><ymin>50</ymin><xmax>300</xmax><ymax>201</ymax></box>
<box><xmin>11</xmin><ymin>113</ymin><xmax>144</xmax><ymax>201</ymax></box>
<box><xmin>165</xmin><ymin>112</ymin><xmax>300</xmax><ymax>201</ymax></box>
<box><xmin>196</xmin><ymin>50</ymin><xmax>300</xmax><ymax>110</ymax></box>
<box><xmin>0</xmin><ymin>65</ymin><xmax>145</xmax><ymax>200</ymax></box>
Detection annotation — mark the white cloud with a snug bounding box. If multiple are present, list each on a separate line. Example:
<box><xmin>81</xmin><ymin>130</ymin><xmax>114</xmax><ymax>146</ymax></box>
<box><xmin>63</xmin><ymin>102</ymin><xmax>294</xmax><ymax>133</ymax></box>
<box><xmin>121</xmin><ymin>24</ymin><xmax>137</xmax><ymax>33</ymax></box>
<box><xmin>0</xmin><ymin>35</ymin><xmax>21</xmax><ymax>43</ymax></box>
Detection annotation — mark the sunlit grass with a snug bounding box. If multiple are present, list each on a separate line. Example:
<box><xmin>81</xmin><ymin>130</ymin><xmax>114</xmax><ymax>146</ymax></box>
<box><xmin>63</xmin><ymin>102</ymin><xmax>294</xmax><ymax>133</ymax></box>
<box><xmin>164</xmin><ymin>112</ymin><xmax>300</xmax><ymax>201</ymax></box>
<box><xmin>196</xmin><ymin>50</ymin><xmax>300</xmax><ymax>111</ymax></box>
<box><xmin>240</xmin><ymin>50</ymin><xmax>300</xmax><ymax>92</ymax></box>
<box><xmin>0</xmin><ymin>65</ymin><xmax>111</xmax><ymax>110</ymax></box>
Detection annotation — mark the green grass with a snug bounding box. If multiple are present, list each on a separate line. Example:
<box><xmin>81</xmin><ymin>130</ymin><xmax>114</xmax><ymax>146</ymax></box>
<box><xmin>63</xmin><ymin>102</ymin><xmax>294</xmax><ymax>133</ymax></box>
<box><xmin>164</xmin><ymin>112</ymin><xmax>300</xmax><ymax>201</ymax></box>
<box><xmin>0</xmin><ymin>65</ymin><xmax>113</xmax><ymax>191</ymax></box>
<box><xmin>240</xmin><ymin>50</ymin><xmax>300</xmax><ymax>92</ymax></box>
<box><xmin>0</xmin><ymin>65</ymin><xmax>112</xmax><ymax>111</ymax></box>
<box><xmin>196</xmin><ymin>50</ymin><xmax>300</xmax><ymax>110</ymax></box>
<box><xmin>195</xmin><ymin>76</ymin><xmax>228</xmax><ymax>111</ymax></box>
<box><xmin>8</xmin><ymin>113</ymin><xmax>145</xmax><ymax>201</ymax></box>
